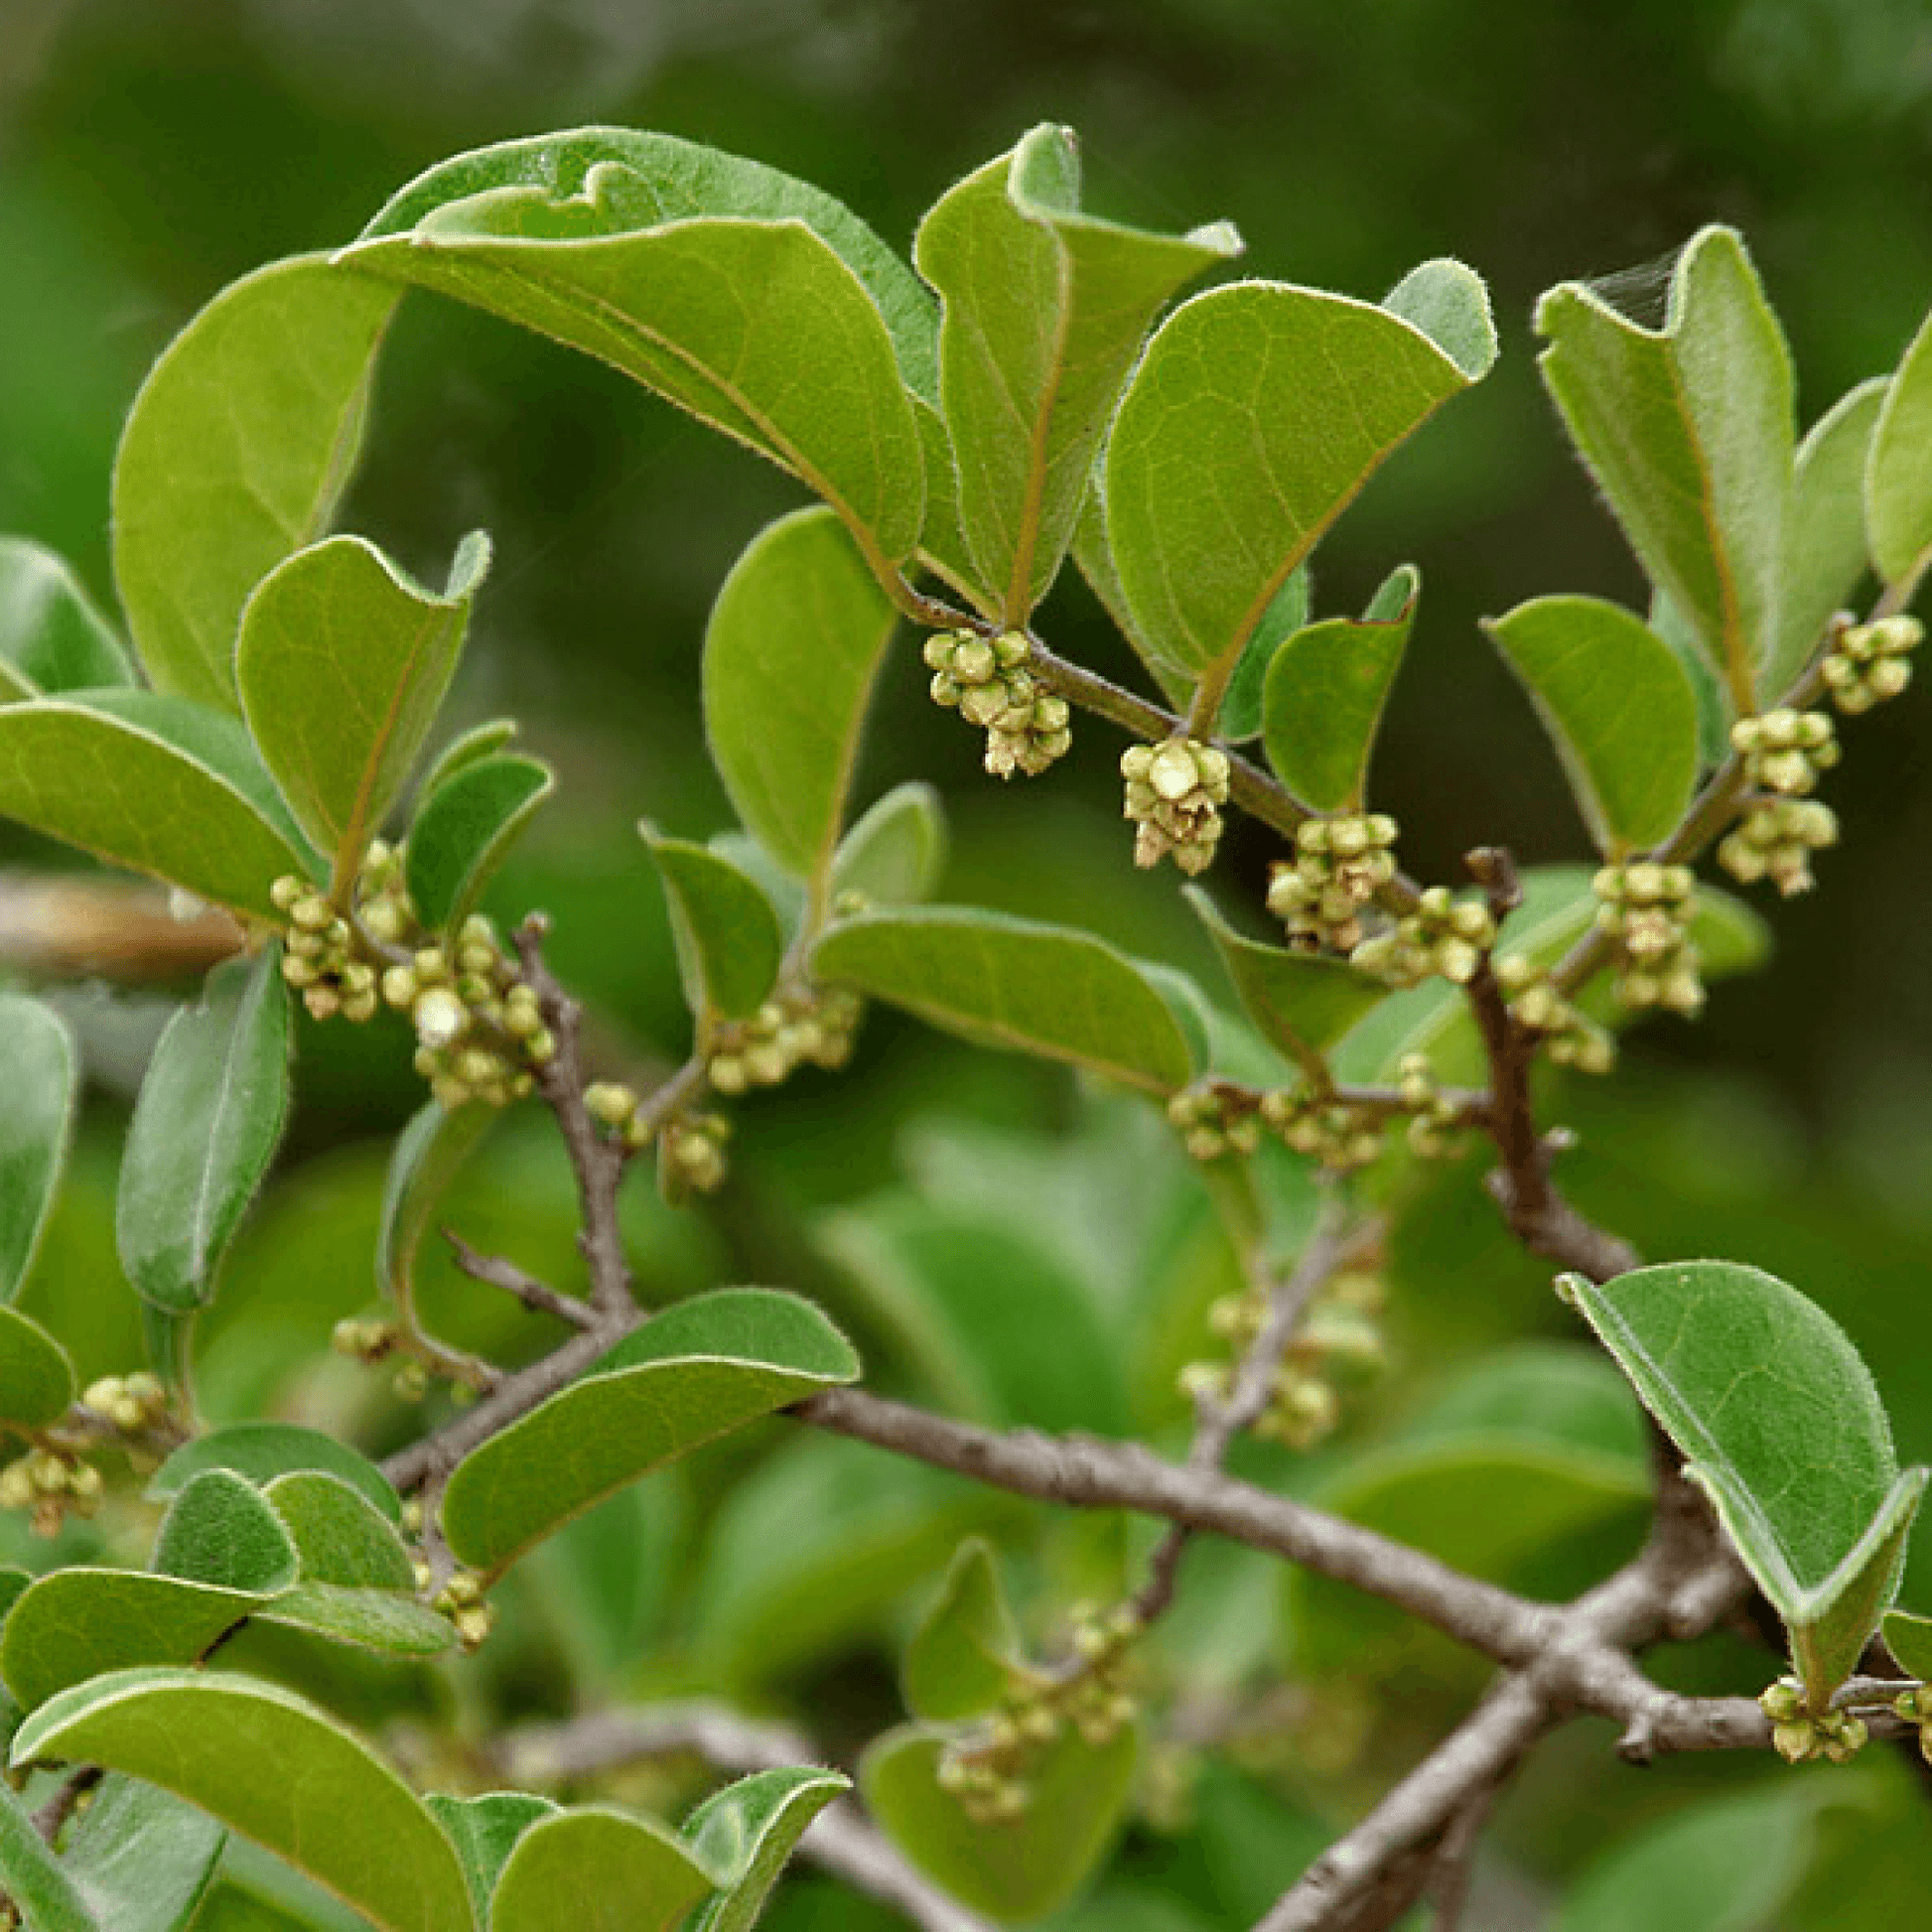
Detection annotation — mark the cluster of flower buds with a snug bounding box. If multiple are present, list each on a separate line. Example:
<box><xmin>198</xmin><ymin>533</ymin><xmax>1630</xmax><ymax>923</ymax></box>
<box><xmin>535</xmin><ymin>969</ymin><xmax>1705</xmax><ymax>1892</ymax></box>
<box><xmin>330</xmin><ymin>1314</ymin><xmax>434</xmax><ymax>1402</ymax></box>
<box><xmin>79</xmin><ymin>1372</ymin><xmax>169</xmax><ymax>1437</ymax></box>
<box><xmin>1495</xmin><ymin>957</ymin><xmax>1615</xmax><ymax>1074</ymax></box>
<box><xmin>272</xmin><ymin>875</ymin><xmax>378</xmax><ymax>1024</ymax></box>
<box><xmin>1349</xmin><ymin>889</ymin><xmax>1494</xmax><ymax>989</ymax></box>
<box><xmin>381</xmin><ymin>916</ymin><xmax>554</xmax><ymax>1110</ymax></box>
<box><xmin>0</xmin><ymin>1447</ymin><xmax>102</xmax><ymax>1537</ymax></box>
<box><xmin>707</xmin><ymin>986</ymin><xmax>863</xmax><ymax>1095</ymax></box>
<box><xmin>1120</xmin><ymin>738</ymin><xmax>1231</xmax><ymax>875</ymax></box>
<box><xmin>433</xmin><ymin>1568</ymin><xmax>494</xmax><ymax>1651</ymax></box>
<box><xmin>1591</xmin><ymin>863</ymin><xmax>1704</xmax><ymax>1014</ymax></box>
<box><xmin>1166</xmin><ymin>1084</ymin><xmax>1262</xmax><ymax>1163</ymax></box>
<box><xmin>1891</xmin><ymin>1684</ymin><xmax>1932</xmax><ymax>1765</ymax></box>
<box><xmin>1259</xmin><ymin>1088</ymin><xmax>1386</xmax><ymax>1173</ymax></box>
<box><xmin>1823</xmin><ymin>614</ymin><xmax>1919</xmax><ymax>715</ymax></box>
<box><xmin>1395</xmin><ymin>1053</ymin><xmax>1472</xmax><ymax>1161</ymax></box>
<box><xmin>1718</xmin><ymin>796</ymin><xmax>1838</xmax><ymax>897</ymax></box>
<box><xmin>1266</xmin><ymin>815</ymin><xmax>1400</xmax><ymax>952</ymax></box>
<box><xmin>1732</xmin><ymin>708</ymin><xmax>1839</xmax><ymax>797</ymax></box>
<box><xmin>662</xmin><ymin>1109</ymin><xmax>732</xmax><ymax>1196</ymax></box>
<box><xmin>924</xmin><ymin>630</ymin><xmax>1072</xmax><ymax>778</ymax></box>
<box><xmin>1759</xmin><ymin>1677</ymin><xmax>1866</xmax><ymax>1764</ymax></box>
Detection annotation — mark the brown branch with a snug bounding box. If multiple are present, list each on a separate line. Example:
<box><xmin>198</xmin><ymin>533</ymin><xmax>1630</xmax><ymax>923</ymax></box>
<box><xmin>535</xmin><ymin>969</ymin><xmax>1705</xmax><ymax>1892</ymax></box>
<box><xmin>443</xmin><ymin>1230</ymin><xmax>595</xmax><ymax>1329</ymax></box>
<box><xmin>32</xmin><ymin>1764</ymin><xmax>102</xmax><ymax>1845</ymax></box>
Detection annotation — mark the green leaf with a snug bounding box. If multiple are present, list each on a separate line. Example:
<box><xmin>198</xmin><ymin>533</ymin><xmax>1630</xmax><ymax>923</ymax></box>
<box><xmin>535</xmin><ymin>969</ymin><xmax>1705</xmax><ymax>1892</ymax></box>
<box><xmin>113</xmin><ymin>256</ymin><xmax>401</xmax><ymax>712</ymax></box>
<box><xmin>863</xmin><ymin>1721</ymin><xmax>1138</xmax><ymax>1924</ymax></box>
<box><xmin>701</xmin><ymin>507</ymin><xmax>899</xmax><ymax>898</ymax></box>
<box><xmin>1185</xmin><ymin>888</ymin><xmax>1387</xmax><ymax>1080</ymax></box>
<box><xmin>1105</xmin><ymin>268</ymin><xmax>1492</xmax><ymax>705</ymax></box>
<box><xmin>638</xmin><ymin>826</ymin><xmax>786</xmax><ymax>1026</ymax></box>
<box><xmin>1218</xmin><ymin>567</ymin><xmax>1310</xmax><ymax>744</ymax></box>
<box><xmin>0</xmin><ymin>1307</ymin><xmax>74</xmax><ymax>1431</ymax></box>
<box><xmin>1868</xmin><ymin>303</ymin><xmax>1932</xmax><ymax>589</ymax></box>
<box><xmin>63</xmin><ymin>1775</ymin><xmax>228</xmax><ymax>1932</ymax></box>
<box><xmin>1071</xmin><ymin>481</ymin><xmax>1188</xmax><ymax>709</ymax></box>
<box><xmin>1652</xmin><ymin>589</ymin><xmax>1732</xmax><ymax>770</ymax></box>
<box><xmin>153</xmin><ymin>1470</ymin><xmax>300</xmax><ymax>1594</ymax></box>
<box><xmin>11</xmin><ymin>1670</ymin><xmax>474</xmax><ymax>1932</ymax></box>
<box><xmin>488</xmin><ymin>1806</ymin><xmax>716</xmax><ymax>1932</ymax></box>
<box><xmin>345</xmin><ymin>134</ymin><xmax>927</xmax><ymax>567</ymax></box>
<box><xmin>1381</xmin><ymin>258</ymin><xmax>1500</xmax><ymax>380</ymax></box>
<box><xmin>252</xmin><ymin>1584</ymin><xmax>456</xmax><ymax>1660</ymax></box>
<box><xmin>1559</xmin><ymin>1260</ymin><xmax>1929</xmax><ymax>1702</ymax></box>
<box><xmin>424</xmin><ymin>1793</ymin><xmax>556</xmax><ymax>1922</ymax></box>
<box><xmin>829</xmin><ymin>783</ymin><xmax>947</xmax><ymax>909</ymax></box>
<box><xmin>149</xmin><ymin>1427</ymin><xmax>400</xmax><ymax>1523</ymax></box>
<box><xmin>1535</xmin><ymin>228</ymin><xmax>1795</xmax><ymax>705</ymax></box>
<box><xmin>441</xmin><ymin>1287</ymin><xmax>860</xmax><ymax>1577</ymax></box>
<box><xmin>0</xmin><ymin>1782</ymin><xmax>96</xmax><ymax>1931</ymax></box>
<box><xmin>0</xmin><ymin>538</ymin><xmax>133</xmax><ymax>699</ymax></box>
<box><xmin>0</xmin><ymin>1571</ymin><xmax>264</xmax><ymax>1710</ymax></box>
<box><xmin>811</xmin><ymin>906</ymin><xmax>1196</xmax><ymax>1094</ymax></box>
<box><xmin>1485</xmin><ymin>594</ymin><xmax>1702</xmax><ymax>854</ymax></box>
<box><xmin>1260</xmin><ymin>566</ymin><xmax>1416</xmax><ymax>811</ymax></box>
<box><xmin>901</xmin><ymin>1537</ymin><xmax>1026</xmax><ymax>1723</ymax></box>
<box><xmin>0</xmin><ymin>694</ymin><xmax>316</xmax><ymax>918</ymax></box>
<box><xmin>1883</xmin><ymin>1607</ymin><xmax>1932</xmax><ymax>1681</ymax></box>
<box><xmin>914</xmin><ymin>123</ymin><xmax>1239</xmax><ymax>620</ymax></box>
<box><xmin>117</xmin><ymin>949</ymin><xmax>292</xmax><ymax>1313</ymax></box>
<box><xmin>1767</xmin><ymin>378</ymin><xmax>1887</xmax><ymax>696</ymax></box>
<box><xmin>417</xmin><ymin>719</ymin><xmax>518</xmax><ymax>800</ymax></box>
<box><xmin>683</xmin><ymin>1766</ymin><xmax>849</xmax><ymax>1932</ymax></box>
<box><xmin>261</xmin><ymin>1473</ymin><xmax>415</xmax><ymax>1591</ymax></box>
<box><xmin>404</xmin><ymin>751</ymin><xmax>554</xmax><ymax>933</ymax></box>
<box><xmin>237</xmin><ymin>533</ymin><xmax>490</xmax><ymax>897</ymax></box>
<box><xmin>378</xmin><ymin>1101</ymin><xmax>501</xmax><ymax>1342</ymax></box>
<box><xmin>0</xmin><ymin>995</ymin><xmax>76</xmax><ymax>1303</ymax></box>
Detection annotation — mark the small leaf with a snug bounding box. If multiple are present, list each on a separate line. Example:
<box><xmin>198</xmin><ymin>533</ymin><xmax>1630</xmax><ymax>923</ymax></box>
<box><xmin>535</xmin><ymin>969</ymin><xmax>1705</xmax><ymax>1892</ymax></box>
<box><xmin>0</xmin><ymin>538</ymin><xmax>132</xmax><ymax>698</ymax></box>
<box><xmin>1868</xmin><ymin>303</ymin><xmax>1932</xmax><ymax>589</ymax></box>
<box><xmin>1260</xmin><ymin>566</ymin><xmax>1416</xmax><ymax>812</ymax></box>
<box><xmin>117</xmin><ymin>949</ymin><xmax>292</xmax><ymax>1313</ymax></box>
<box><xmin>1218</xmin><ymin>566</ymin><xmax>1310</xmax><ymax>744</ymax></box>
<box><xmin>251</xmin><ymin>1587</ymin><xmax>455</xmax><ymax>1661</ymax></box>
<box><xmin>345</xmin><ymin>133</ymin><xmax>927</xmax><ymax>567</ymax></box>
<box><xmin>11</xmin><ymin>1669</ymin><xmax>474</xmax><ymax>1932</ymax></box>
<box><xmin>441</xmin><ymin>1288</ymin><xmax>860</xmax><ymax>1577</ymax></box>
<box><xmin>901</xmin><ymin>1538</ymin><xmax>1026</xmax><ymax>1723</ymax></box>
<box><xmin>1381</xmin><ymin>258</ymin><xmax>1500</xmax><ymax>380</ymax></box>
<box><xmin>913</xmin><ymin>122</ymin><xmax>1240</xmax><ymax>620</ymax></box>
<box><xmin>378</xmin><ymin>1101</ymin><xmax>501</xmax><ymax>1343</ymax></box>
<box><xmin>1105</xmin><ymin>270</ymin><xmax>1492</xmax><ymax>703</ymax></box>
<box><xmin>237</xmin><ymin>532</ymin><xmax>490</xmax><ymax>897</ymax></box>
<box><xmin>425</xmin><ymin>1792</ymin><xmax>557</xmax><ymax>1921</ymax></box>
<box><xmin>701</xmin><ymin>507</ymin><xmax>899</xmax><ymax>897</ymax></box>
<box><xmin>113</xmin><ymin>256</ymin><xmax>401</xmax><ymax>712</ymax></box>
<box><xmin>404</xmin><ymin>751</ymin><xmax>554</xmax><ymax>933</ymax></box>
<box><xmin>1536</xmin><ymin>228</ymin><xmax>1795</xmax><ymax>705</ymax></box>
<box><xmin>149</xmin><ymin>1426</ymin><xmax>400</xmax><ymax>1523</ymax></box>
<box><xmin>0</xmin><ymin>1782</ymin><xmax>97</xmax><ymax>1932</ymax></box>
<box><xmin>1485</xmin><ymin>594</ymin><xmax>1702</xmax><ymax>855</ymax></box>
<box><xmin>863</xmin><ymin>1721</ymin><xmax>1137</xmax><ymax>1924</ymax></box>
<box><xmin>683</xmin><ymin>1765</ymin><xmax>849</xmax><ymax>1932</ymax></box>
<box><xmin>153</xmin><ymin>1470</ymin><xmax>300</xmax><ymax>1594</ymax></box>
<box><xmin>0</xmin><ymin>694</ymin><xmax>316</xmax><ymax>918</ymax></box>
<box><xmin>829</xmin><ymin>783</ymin><xmax>947</xmax><ymax>909</ymax></box>
<box><xmin>261</xmin><ymin>1473</ymin><xmax>416</xmax><ymax>1591</ymax></box>
<box><xmin>417</xmin><ymin>718</ymin><xmax>518</xmax><ymax>799</ymax></box>
<box><xmin>63</xmin><ymin>1775</ymin><xmax>229</xmax><ymax>1932</ymax></box>
<box><xmin>488</xmin><ymin>1806</ymin><xmax>717</xmax><ymax>1932</ymax></box>
<box><xmin>638</xmin><ymin>826</ymin><xmax>785</xmax><ymax>1025</ymax></box>
<box><xmin>811</xmin><ymin>906</ymin><xmax>1196</xmax><ymax>1094</ymax></box>
<box><xmin>0</xmin><ymin>995</ymin><xmax>76</xmax><ymax>1303</ymax></box>
<box><xmin>1882</xmin><ymin>1606</ymin><xmax>1932</xmax><ymax>1681</ymax></box>
<box><xmin>1560</xmin><ymin>1260</ymin><xmax>1928</xmax><ymax>1701</ymax></box>
<box><xmin>0</xmin><ymin>1307</ymin><xmax>74</xmax><ymax>1431</ymax></box>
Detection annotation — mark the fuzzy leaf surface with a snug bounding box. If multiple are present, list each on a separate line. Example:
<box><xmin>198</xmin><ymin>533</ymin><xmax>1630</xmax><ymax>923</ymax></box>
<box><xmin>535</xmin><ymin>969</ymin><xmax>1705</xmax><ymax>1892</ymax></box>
<box><xmin>829</xmin><ymin>782</ymin><xmax>947</xmax><ymax>909</ymax></box>
<box><xmin>261</xmin><ymin>1473</ymin><xmax>416</xmax><ymax>1591</ymax></box>
<box><xmin>405</xmin><ymin>752</ymin><xmax>554</xmax><ymax>933</ymax></box>
<box><xmin>0</xmin><ymin>995</ymin><xmax>75</xmax><ymax>1303</ymax></box>
<box><xmin>682</xmin><ymin>1766</ymin><xmax>849</xmax><ymax>1932</ymax></box>
<box><xmin>0</xmin><ymin>539</ymin><xmax>132</xmax><ymax>699</ymax></box>
<box><xmin>0</xmin><ymin>1782</ymin><xmax>96</xmax><ymax>1931</ymax></box>
<box><xmin>487</xmin><ymin>1806</ymin><xmax>715</xmax><ymax>1932</ymax></box>
<box><xmin>62</xmin><ymin>1775</ymin><xmax>228</xmax><ymax>1932</ymax></box>
<box><xmin>1868</xmin><ymin>304</ymin><xmax>1932</xmax><ymax>588</ymax></box>
<box><xmin>424</xmin><ymin>1794</ymin><xmax>556</xmax><ymax>1923</ymax></box>
<box><xmin>149</xmin><ymin>1426</ymin><xmax>400</xmax><ymax>1521</ymax></box>
<box><xmin>153</xmin><ymin>1470</ymin><xmax>300</xmax><ymax>1594</ymax></box>
<box><xmin>638</xmin><ymin>826</ymin><xmax>785</xmax><ymax>1025</ymax></box>
<box><xmin>0</xmin><ymin>1307</ymin><xmax>73</xmax><ymax>1431</ymax></box>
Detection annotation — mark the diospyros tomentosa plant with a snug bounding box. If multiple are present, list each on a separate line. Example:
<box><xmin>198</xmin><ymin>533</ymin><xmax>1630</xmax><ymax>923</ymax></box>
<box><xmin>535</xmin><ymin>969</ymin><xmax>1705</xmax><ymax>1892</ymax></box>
<box><xmin>0</xmin><ymin>119</ymin><xmax>1928</xmax><ymax>1931</ymax></box>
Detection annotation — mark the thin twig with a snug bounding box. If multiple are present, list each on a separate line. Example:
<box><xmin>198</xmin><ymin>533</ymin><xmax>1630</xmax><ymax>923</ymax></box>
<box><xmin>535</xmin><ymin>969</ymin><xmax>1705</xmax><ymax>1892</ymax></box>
<box><xmin>443</xmin><ymin>1230</ymin><xmax>595</xmax><ymax>1329</ymax></box>
<box><xmin>32</xmin><ymin>1764</ymin><xmax>102</xmax><ymax>1846</ymax></box>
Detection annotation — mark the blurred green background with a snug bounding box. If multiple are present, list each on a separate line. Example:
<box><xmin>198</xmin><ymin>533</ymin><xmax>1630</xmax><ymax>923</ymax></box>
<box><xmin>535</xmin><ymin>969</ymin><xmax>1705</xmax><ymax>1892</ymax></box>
<box><xmin>7</xmin><ymin>1</ymin><xmax>1932</xmax><ymax>1925</ymax></box>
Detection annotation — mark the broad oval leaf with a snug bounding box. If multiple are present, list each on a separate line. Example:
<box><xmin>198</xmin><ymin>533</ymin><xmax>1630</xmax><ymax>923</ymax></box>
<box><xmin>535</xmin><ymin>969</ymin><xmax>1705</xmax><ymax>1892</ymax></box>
<box><xmin>154</xmin><ymin>1470</ymin><xmax>300</xmax><ymax>1594</ymax></box>
<box><xmin>1559</xmin><ymin>1260</ymin><xmax>1929</xmax><ymax>1701</ymax></box>
<box><xmin>441</xmin><ymin>1287</ymin><xmax>860</xmax><ymax>1576</ymax></box>
<box><xmin>488</xmin><ymin>1806</ymin><xmax>715</xmax><ymax>1932</ymax></box>
<box><xmin>426</xmin><ymin>1793</ymin><xmax>557</xmax><ymax>1922</ymax></box>
<box><xmin>262</xmin><ymin>1473</ymin><xmax>416</xmax><ymax>1591</ymax></box>
<box><xmin>1260</xmin><ymin>566</ymin><xmax>1417</xmax><ymax>812</ymax></box>
<box><xmin>0</xmin><ymin>537</ymin><xmax>132</xmax><ymax>699</ymax></box>
<box><xmin>0</xmin><ymin>1305</ymin><xmax>74</xmax><ymax>1430</ymax></box>
<box><xmin>914</xmin><ymin>122</ymin><xmax>1240</xmax><ymax>620</ymax></box>
<box><xmin>252</xmin><ymin>1587</ymin><xmax>455</xmax><ymax>1662</ymax></box>
<box><xmin>1105</xmin><ymin>269</ymin><xmax>1492</xmax><ymax>702</ymax></box>
<box><xmin>405</xmin><ymin>752</ymin><xmax>554</xmax><ymax>934</ymax></box>
<box><xmin>238</xmin><ymin>533</ymin><xmax>490</xmax><ymax>897</ymax></box>
<box><xmin>1882</xmin><ymin>1606</ymin><xmax>1932</xmax><ymax>1682</ymax></box>
<box><xmin>638</xmin><ymin>826</ymin><xmax>785</xmax><ymax>1025</ymax></box>
<box><xmin>811</xmin><ymin>906</ymin><xmax>1196</xmax><ymax>1094</ymax></box>
<box><xmin>682</xmin><ymin>1766</ymin><xmax>849</xmax><ymax>1932</ymax></box>
<box><xmin>118</xmin><ymin>949</ymin><xmax>292</xmax><ymax>1314</ymax></box>
<box><xmin>0</xmin><ymin>694</ymin><xmax>315</xmax><ymax>918</ymax></box>
<box><xmin>862</xmin><ymin>1720</ymin><xmax>1138</xmax><ymax>1924</ymax></box>
<box><xmin>417</xmin><ymin>718</ymin><xmax>519</xmax><ymax>800</ymax></box>
<box><xmin>345</xmin><ymin>135</ymin><xmax>926</xmax><ymax>566</ymax></box>
<box><xmin>113</xmin><ymin>255</ymin><xmax>401</xmax><ymax>712</ymax></box>
<box><xmin>1535</xmin><ymin>227</ymin><xmax>1795</xmax><ymax>704</ymax></box>
<box><xmin>1485</xmin><ymin>594</ymin><xmax>1701</xmax><ymax>855</ymax></box>
<box><xmin>0</xmin><ymin>1783</ymin><xmax>96</xmax><ymax>1932</ymax></box>
<box><xmin>901</xmin><ymin>1537</ymin><xmax>1026</xmax><ymax>1724</ymax></box>
<box><xmin>1868</xmin><ymin>302</ymin><xmax>1932</xmax><ymax>589</ymax></box>
<box><xmin>62</xmin><ymin>1774</ymin><xmax>229</xmax><ymax>1932</ymax></box>
<box><xmin>149</xmin><ymin>1426</ymin><xmax>400</xmax><ymax>1522</ymax></box>
<box><xmin>11</xmin><ymin>1669</ymin><xmax>474</xmax><ymax>1932</ymax></box>
<box><xmin>701</xmin><ymin>506</ymin><xmax>899</xmax><ymax>897</ymax></box>
<box><xmin>0</xmin><ymin>995</ymin><xmax>76</xmax><ymax>1303</ymax></box>
<box><xmin>1219</xmin><ymin>566</ymin><xmax>1311</xmax><ymax>744</ymax></box>
<box><xmin>829</xmin><ymin>782</ymin><xmax>947</xmax><ymax>910</ymax></box>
